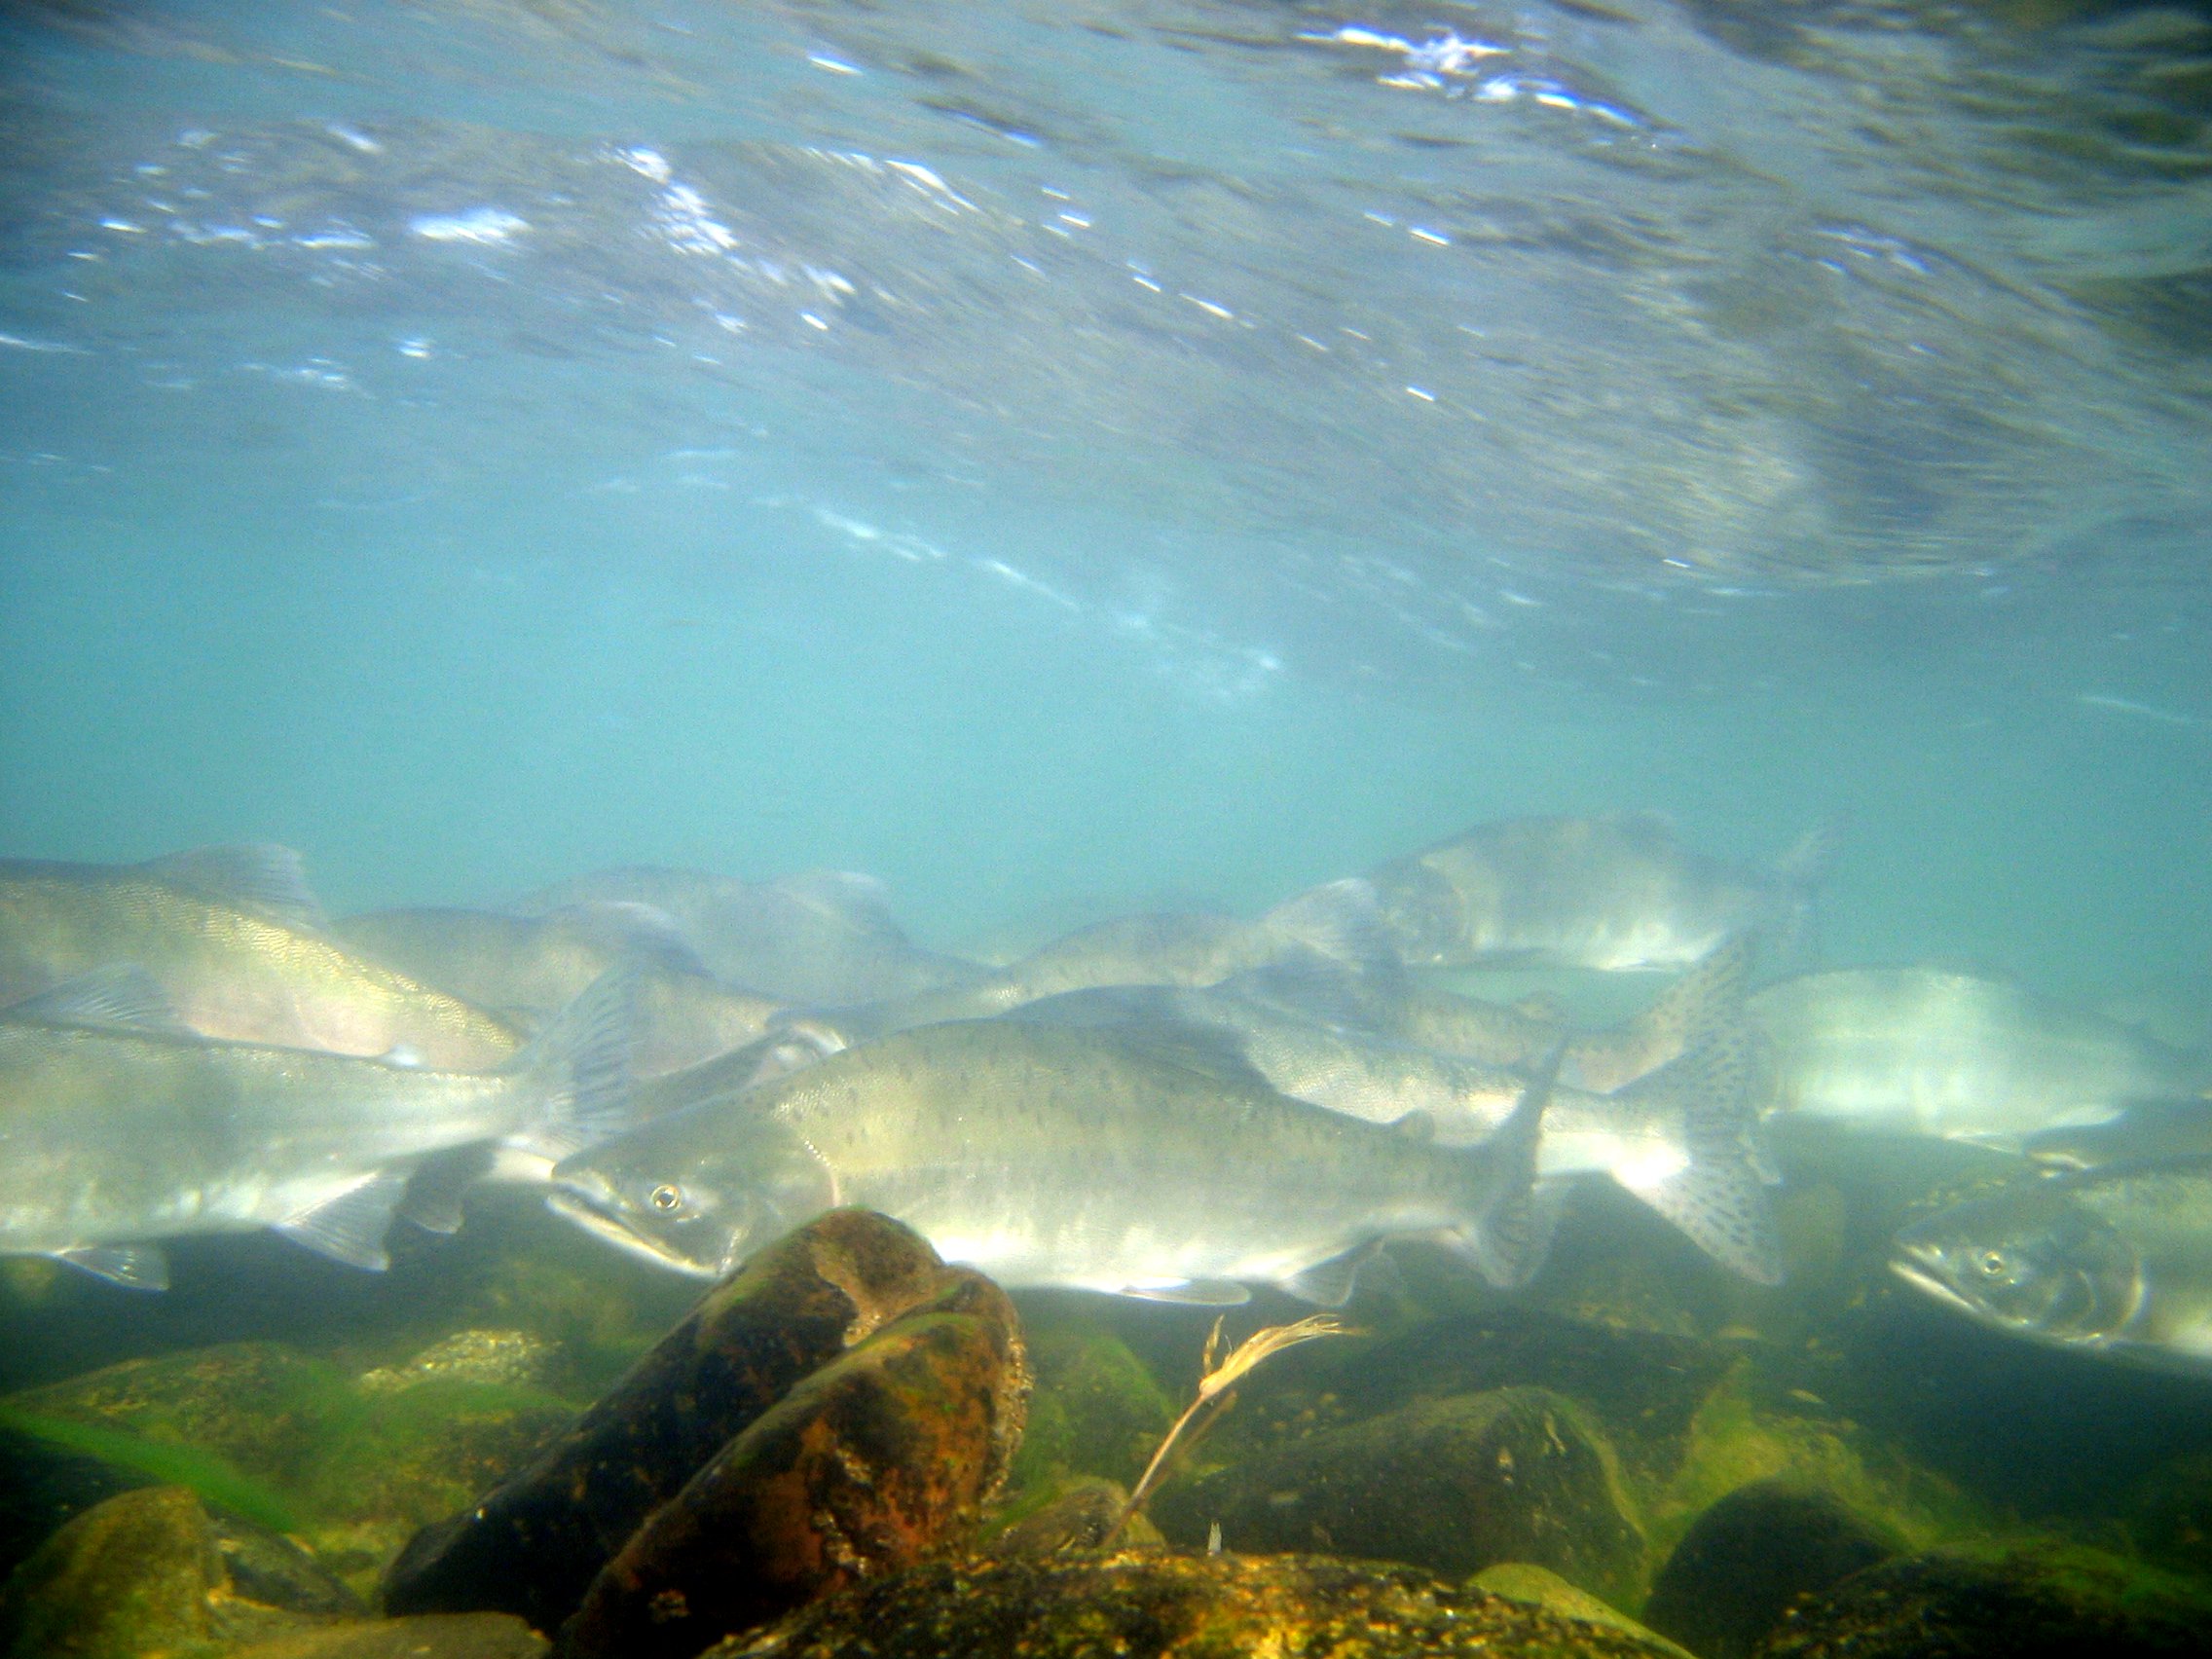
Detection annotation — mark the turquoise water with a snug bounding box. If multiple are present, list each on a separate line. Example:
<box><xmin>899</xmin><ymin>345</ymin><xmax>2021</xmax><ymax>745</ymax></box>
<box><xmin>4</xmin><ymin>2</ymin><xmax>2212</xmax><ymax>1642</ymax></box>
<box><xmin>4</xmin><ymin>3</ymin><xmax>2207</xmax><ymax>1001</ymax></box>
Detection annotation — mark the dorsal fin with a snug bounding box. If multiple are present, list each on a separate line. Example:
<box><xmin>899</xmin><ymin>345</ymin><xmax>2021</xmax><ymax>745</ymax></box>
<box><xmin>771</xmin><ymin>870</ymin><xmax>908</xmax><ymax>941</ymax></box>
<box><xmin>140</xmin><ymin>844</ymin><xmax>326</xmax><ymax>932</ymax></box>
<box><xmin>1259</xmin><ymin>877</ymin><xmax>1394</xmax><ymax>974</ymax></box>
<box><xmin>2</xmin><ymin>966</ymin><xmax>196</xmax><ymax>1038</ymax></box>
<box><xmin>1085</xmin><ymin>1018</ymin><xmax>1282</xmax><ymax>1094</ymax></box>
<box><xmin>541</xmin><ymin>901</ymin><xmax>711</xmax><ymax>977</ymax></box>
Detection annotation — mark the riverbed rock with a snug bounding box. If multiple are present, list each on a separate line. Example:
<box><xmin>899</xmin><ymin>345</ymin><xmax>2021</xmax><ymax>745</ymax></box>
<box><xmin>1641</xmin><ymin>1478</ymin><xmax>1900</xmax><ymax>1659</ymax></box>
<box><xmin>384</xmin><ymin>1208</ymin><xmax>956</xmax><ymax>1634</ymax></box>
<box><xmin>0</xmin><ymin>1484</ymin><xmax>359</xmax><ymax>1659</ymax></box>
<box><xmin>554</xmin><ymin>1267</ymin><xmax>1026</xmax><ymax>1659</ymax></box>
<box><xmin>1471</xmin><ymin>1564</ymin><xmax>1693</xmax><ymax>1656</ymax></box>
<box><xmin>225</xmin><ymin>1612</ymin><xmax>546</xmax><ymax>1659</ymax></box>
<box><xmin>1156</xmin><ymin>1385</ymin><xmax>1646</xmax><ymax>1606</ymax></box>
<box><xmin>1753</xmin><ymin>1548</ymin><xmax>2212</xmax><ymax>1659</ymax></box>
<box><xmin>0</xmin><ymin>1485</ymin><xmax>221</xmax><ymax>1659</ymax></box>
<box><xmin>984</xmin><ymin>1476</ymin><xmax>1163</xmax><ymax>1558</ymax></box>
<box><xmin>709</xmin><ymin>1550</ymin><xmax>1689</xmax><ymax>1659</ymax></box>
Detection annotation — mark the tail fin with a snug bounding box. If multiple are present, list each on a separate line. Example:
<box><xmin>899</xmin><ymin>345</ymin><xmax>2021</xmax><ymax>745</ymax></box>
<box><xmin>1260</xmin><ymin>877</ymin><xmax>1394</xmax><ymax>975</ymax></box>
<box><xmin>1774</xmin><ymin>821</ymin><xmax>1845</xmax><ymax>891</ymax></box>
<box><xmin>503</xmin><ymin>966</ymin><xmax>640</xmax><ymax>1162</ymax></box>
<box><xmin>1452</xmin><ymin>1044</ymin><xmax>1563</xmax><ymax>1288</ymax></box>
<box><xmin>1771</xmin><ymin>820</ymin><xmax>1845</xmax><ymax>969</ymax></box>
<box><xmin>1572</xmin><ymin>933</ymin><xmax>1757</xmax><ymax>1091</ymax></box>
<box><xmin>1608</xmin><ymin>1029</ymin><xmax>1784</xmax><ymax>1285</ymax></box>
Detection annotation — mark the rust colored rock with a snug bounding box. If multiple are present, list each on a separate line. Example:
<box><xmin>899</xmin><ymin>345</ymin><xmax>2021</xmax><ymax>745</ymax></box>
<box><xmin>383</xmin><ymin>1209</ymin><xmax>954</xmax><ymax>1635</ymax></box>
<box><xmin>555</xmin><ymin>1270</ymin><xmax>1026</xmax><ymax>1659</ymax></box>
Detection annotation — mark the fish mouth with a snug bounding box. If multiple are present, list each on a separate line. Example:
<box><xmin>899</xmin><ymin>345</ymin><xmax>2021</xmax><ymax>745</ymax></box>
<box><xmin>1888</xmin><ymin>1254</ymin><xmax>1981</xmax><ymax>1318</ymax></box>
<box><xmin>544</xmin><ymin>1187</ymin><xmax>719</xmax><ymax>1278</ymax></box>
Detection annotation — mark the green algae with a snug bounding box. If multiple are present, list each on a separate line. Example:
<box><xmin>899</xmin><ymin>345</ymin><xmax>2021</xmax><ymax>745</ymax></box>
<box><xmin>0</xmin><ymin>1402</ymin><xmax>310</xmax><ymax>1536</ymax></box>
<box><xmin>1641</xmin><ymin>1367</ymin><xmax>1988</xmax><ymax>1567</ymax></box>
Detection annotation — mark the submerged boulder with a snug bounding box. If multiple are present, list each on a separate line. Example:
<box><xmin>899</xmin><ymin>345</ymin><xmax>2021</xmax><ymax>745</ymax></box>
<box><xmin>0</xmin><ymin>1484</ymin><xmax>360</xmax><ymax>1659</ymax></box>
<box><xmin>708</xmin><ymin>1550</ymin><xmax>1688</xmax><ymax>1659</ymax></box>
<box><xmin>1754</xmin><ymin>1548</ymin><xmax>2212</xmax><ymax>1659</ymax></box>
<box><xmin>224</xmin><ymin>1612</ymin><xmax>546</xmax><ymax>1659</ymax></box>
<box><xmin>382</xmin><ymin>1209</ymin><xmax>987</xmax><ymax>1635</ymax></box>
<box><xmin>1641</xmin><ymin>1478</ymin><xmax>1900</xmax><ymax>1659</ymax></box>
<box><xmin>555</xmin><ymin>1268</ymin><xmax>1027</xmax><ymax>1659</ymax></box>
<box><xmin>1471</xmin><ymin>1564</ymin><xmax>1693</xmax><ymax>1656</ymax></box>
<box><xmin>1156</xmin><ymin>1385</ymin><xmax>1646</xmax><ymax>1606</ymax></box>
<box><xmin>0</xmin><ymin>1485</ymin><xmax>221</xmax><ymax>1659</ymax></box>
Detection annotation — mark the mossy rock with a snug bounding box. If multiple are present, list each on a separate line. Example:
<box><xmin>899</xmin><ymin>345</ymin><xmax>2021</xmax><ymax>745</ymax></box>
<box><xmin>983</xmin><ymin>1476</ymin><xmax>1164</xmax><ymax>1558</ymax></box>
<box><xmin>1156</xmin><ymin>1385</ymin><xmax>1648</xmax><ymax>1607</ymax></box>
<box><xmin>1648</xmin><ymin>1371</ymin><xmax>1988</xmax><ymax>1564</ymax></box>
<box><xmin>1471</xmin><ymin>1564</ymin><xmax>1693</xmax><ymax>1657</ymax></box>
<box><xmin>0</xmin><ymin>1485</ymin><xmax>224</xmax><ymax>1659</ymax></box>
<box><xmin>0</xmin><ymin>1485</ymin><xmax>360</xmax><ymax>1659</ymax></box>
<box><xmin>224</xmin><ymin>1612</ymin><xmax>546</xmax><ymax>1658</ymax></box>
<box><xmin>711</xmin><ymin>1550</ymin><xmax>1691</xmax><ymax>1658</ymax></box>
<box><xmin>6</xmin><ymin>1343</ymin><xmax>346</xmax><ymax>1493</ymax></box>
<box><xmin>1324</xmin><ymin>1309</ymin><xmax>1733</xmax><ymax>1487</ymax></box>
<box><xmin>1753</xmin><ymin>1547</ymin><xmax>2212</xmax><ymax>1658</ymax></box>
<box><xmin>1641</xmin><ymin>1479</ymin><xmax>1902</xmax><ymax>1659</ymax></box>
<box><xmin>1006</xmin><ymin>1322</ymin><xmax>1176</xmax><ymax>1497</ymax></box>
<box><xmin>3</xmin><ymin>1340</ymin><xmax>579</xmax><ymax>1598</ymax></box>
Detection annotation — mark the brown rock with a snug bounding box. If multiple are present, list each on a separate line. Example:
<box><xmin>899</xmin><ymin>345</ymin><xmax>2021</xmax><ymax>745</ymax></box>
<box><xmin>555</xmin><ymin>1267</ymin><xmax>1025</xmax><ymax>1659</ymax></box>
<box><xmin>383</xmin><ymin>1209</ymin><xmax>952</xmax><ymax>1634</ymax></box>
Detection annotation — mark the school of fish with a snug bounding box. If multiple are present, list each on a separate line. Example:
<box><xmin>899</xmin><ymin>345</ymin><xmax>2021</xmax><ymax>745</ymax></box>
<box><xmin>4</xmin><ymin>814</ymin><xmax>2208</xmax><ymax>1373</ymax></box>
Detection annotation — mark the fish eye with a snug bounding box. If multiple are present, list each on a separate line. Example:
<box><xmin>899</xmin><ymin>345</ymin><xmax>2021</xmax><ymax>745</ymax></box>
<box><xmin>649</xmin><ymin>1183</ymin><xmax>683</xmax><ymax>1213</ymax></box>
<box><xmin>1976</xmin><ymin>1249</ymin><xmax>2009</xmax><ymax>1278</ymax></box>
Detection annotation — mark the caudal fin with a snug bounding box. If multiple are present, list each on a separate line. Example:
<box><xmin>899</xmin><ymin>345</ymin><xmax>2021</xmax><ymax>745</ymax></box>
<box><xmin>1452</xmin><ymin>1044</ymin><xmax>1564</xmax><ymax>1288</ymax></box>
<box><xmin>1260</xmin><ymin>878</ymin><xmax>1394</xmax><ymax>975</ymax></box>
<box><xmin>1572</xmin><ymin>933</ymin><xmax>1757</xmax><ymax>1091</ymax></box>
<box><xmin>1608</xmin><ymin>1027</ymin><xmax>1785</xmax><ymax>1285</ymax></box>
<box><xmin>504</xmin><ymin>965</ymin><xmax>640</xmax><ymax>1163</ymax></box>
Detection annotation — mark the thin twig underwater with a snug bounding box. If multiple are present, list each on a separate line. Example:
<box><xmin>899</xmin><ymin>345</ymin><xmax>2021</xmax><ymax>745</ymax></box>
<box><xmin>1102</xmin><ymin>1311</ymin><xmax>1358</xmax><ymax>1549</ymax></box>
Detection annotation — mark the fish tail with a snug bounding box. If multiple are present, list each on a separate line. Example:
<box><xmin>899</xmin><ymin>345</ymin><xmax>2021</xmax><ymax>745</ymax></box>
<box><xmin>503</xmin><ymin>965</ymin><xmax>641</xmax><ymax>1161</ymax></box>
<box><xmin>1587</xmin><ymin>932</ymin><xmax>1757</xmax><ymax>1087</ymax></box>
<box><xmin>1260</xmin><ymin>877</ymin><xmax>1394</xmax><ymax>974</ymax></box>
<box><xmin>1611</xmin><ymin>1027</ymin><xmax>1785</xmax><ymax>1285</ymax></box>
<box><xmin>1770</xmin><ymin>819</ymin><xmax>1846</xmax><ymax>968</ymax></box>
<box><xmin>1448</xmin><ymin>1043</ymin><xmax>1562</xmax><ymax>1288</ymax></box>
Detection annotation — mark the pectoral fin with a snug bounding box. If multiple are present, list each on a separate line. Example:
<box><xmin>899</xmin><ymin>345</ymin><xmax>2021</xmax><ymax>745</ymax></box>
<box><xmin>52</xmin><ymin>1244</ymin><xmax>170</xmax><ymax>1291</ymax></box>
<box><xmin>1124</xmin><ymin>1278</ymin><xmax>1251</xmax><ymax>1306</ymax></box>
<box><xmin>273</xmin><ymin>1170</ymin><xmax>410</xmax><ymax>1271</ymax></box>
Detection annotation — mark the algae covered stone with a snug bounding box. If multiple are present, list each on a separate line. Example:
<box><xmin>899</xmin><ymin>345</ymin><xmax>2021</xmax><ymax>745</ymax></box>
<box><xmin>555</xmin><ymin>1267</ymin><xmax>1027</xmax><ymax>1659</ymax></box>
<box><xmin>1641</xmin><ymin>1478</ymin><xmax>1899</xmax><ymax>1659</ymax></box>
<box><xmin>1157</xmin><ymin>1385</ymin><xmax>1647</xmax><ymax>1606</ymax></box>
<box><xmin>384</xmin><ymin>1208</ymin><xmax>965</xmax><ymax>1634</ymax></box>
<box><xmin>1754</xmin><ymin>1548</ymin><xmax>2212</xmax><ymax>1659</ymax></box>
<box><xmin>712</xmin><ymin>1549</ymin><xmax>1689</xmax><ymax>1659</ymax></box>
<box><xmin>0</xmin><ymin>1485</ymin><xmax>223</xmax><ymax>1659</ymax></box>
<box><xmin>0</xmin><ymin>1483</ymin><xmax>359</xmax><ymax>1659</ymax></box>
<box><xmin>1471</xmin><ymin>1564</ymin><xmax>1692</xmax><ymax>1657</ymax></box>
<box><xmin>225</xmin><ymin>1611</ymin><xmax>547</xmax><ymax>1659</ymax></box>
